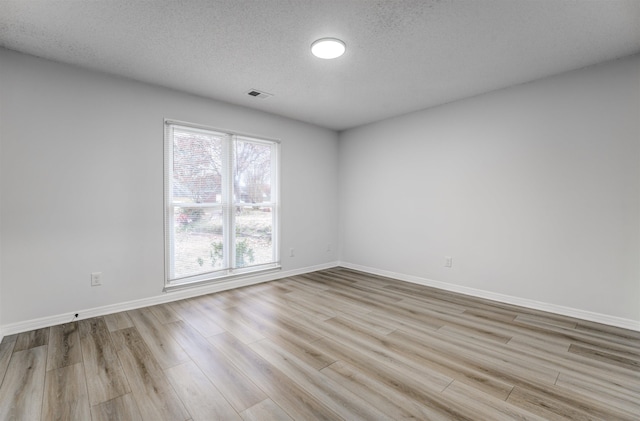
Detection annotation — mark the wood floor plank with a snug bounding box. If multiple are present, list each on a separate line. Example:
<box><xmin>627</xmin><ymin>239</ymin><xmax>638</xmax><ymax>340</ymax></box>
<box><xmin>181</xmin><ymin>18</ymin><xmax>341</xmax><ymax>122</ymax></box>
<box><xmin>126</xmin><ymin>307</ymin><xmax>190</xmax><ymax>369</ymax></box>
<box><xmin>91</xmin><ymin>394</ymin><xmax>143</xmax><ymax>421</ymax></box>
<box><xmin>332</xmin><ymin>279</ymin><xmax>407</xmax><ymax>304</ymax></box>
<box><xmin>507</xmin><ymin>330</ymin><xmax>640</xmax><ymax>389</ymax></box>
<box><xmin>285</xmin><ymin>289</ymin><xmax>372</xmax><ymax>316</ymax></box>
<box><xmin>463</xmin><ymin>307</ymin><xmax>519</xmax><ymax>323</ymax></box>
<box><xmin>329</xmin><ymin>268</ymin><xmax>396</xmax><ymax>287</ymax></box>
<box><xmin>507</xmin><ymin>384</ymin><xmax>637</xmax><ymax>421</ymax></box>
<box><xmin>303</xmin><ymin>283</ymin><xmax>394</xmax><ymax>313</ymax></box>
<box><xmin>512</xmin><ymin>318</ymin><xmax>640</xmax><ymax>358</ymax></box>
<box><xmin>240</xmin><ymin>398</ymin><xmax>294</xmax><ymax>421</ymax></box>
<box><xmin>47</xmin><ymin>322</ymin><xmax>82</xmax><ymax>371</ymax></box>
<box><xmin>318</xmin><ymin>336</ymin><xmax>518</xmax><ymax>421</ymax></box>
<box><xmin>283</xmin><ymin>276</ymin><xmax>330</xmax><ymax>293</ymax></box>
<box><xmin>78</xmin><ymin>318</ymin><xmax>130</xmax><ymax>405</ymax></box>
<box><xmin>286</xmin><ymin>298</ymin><xmax>337</xmax><ymax>321</ymax></box>
<box><xmin>237</xmin><ymin>297</ymin><xmax>326</xmax><ymax>343</ymax></box>
<box><xmin>372</xmin><ymin>325</ymin><xmax>560</xmax><ymax>399</ymax></box>
<box><xmin>1</xmin><ymin>333</ymin><xmax>19</xmax><ymax>344</ymax></box>
<box><xmin>111</xmin><ymin>327</ymin><xmax>190</xmax><ymax>421</ymax></box>
<box><xmin>441</xmin><ymin>381</ymin><xmax>546</xmax><ymax>421</ymax></box>
<box><xmin>575</xmin><ymin>320</ymin><xmax>640</xmax><ymax>342</ymax></box>
<box><xmin>165</xmin><ymin>320</ymin><xmax>267</xmax><ymax>412</ymax></box>
<box><xmin>397</xmin><ymin>300</ymin><xmax>514</xmax><ymax>344</ymax></box>
<box><xmin>368</xmin><ymin>305</ymin><xmax>444</xmax><ymax>332</ymax></box>
<box><xmin>359</xmin><ymin>320</ymin><xmax>515</xmax><ymax>400</ymax></box>
<box><xmin>147</xmin><ymin>303</ymin><xmax>182</xmax><ymax>324</ymax></box>
<box><xmin>14</xmin><ymin>327</ymin><xmax>49</xmax><ymax>351</ymax></box>
<box><xmin>408</xmin><ymin>328</ymin><xmax>560</xmax><ymax>390</ymax></box>
<box><xmin>188</xmin><ymin>296</ymin><xmax>264</xmax><ymax>344</ymax></box>
<box><xmin>103</xmin><ymin>311</ymin><xmax>134</xmax><ymax>332</ymax></box>
<box><xmin>333</xmin><ymin>309</ymin><xmax>396</xmax><ymax>335</ymax></box>
<box><xmin>555</xmin><ymin>372</ymin><xmax>640</xmax><ymax>418</ymax></box>
<box><xmin>0</xmin><ymin>337</ymin><xmax>16</xmax><ymax>385</ymax></box>
<box><xmin>287</xmin><ymin>275</ymin><xmax>341</xmax><ymax>292</ymax></box>
<box><xmin>515</xmin><ymin>313</ymin><xmax>578</xmax><ymax>330</ymax></box>
<box><xmin>380</xmin><ymin>289</ymin><xmax>470</xmax><ymax>315</ymax></box>
<box><xmin>165</xmin><ymin>360</ymin><xmax>242</xmax><ymax>421</ymax></box>
<box><xmin>168</xmin><ymin>298</ymin><xmax>225</xmax><ymax>337</ymax></box>
<box><xmin>208</xmin><ymin>332</ymin><xmax>343</xmax><ymax>421</ymax></box>
<box><xmin>433</xmin><ymin>326</ymin><xmax>560</xmax><ymax>384</ymax></box>
<box><xmin>217</xmin><ymin>300</ymin><xmax>336</xmax><ymax>370</ymax></box>
<box><xmin>199</xmin><ymin>287</ymin><xmax>248</xmax><ymax>309</ymax></box>
<box><xmin>507</xmin><ymin>333</ymin><xmax>571</xmax><ymax>354</ymax></box>
<box><xmin>42</xmin><ymin>363</ymin><xmax>90</xmax><ymax>421</ymax></box>
<box><xmin>296</xmin><ymin>272</ymin><xmax>355</xmax><ymax>289</ymax></box>
<box><xmin>319</xmin><ymin>316</ymin><xmax>456</xmax><ymax>391</ymax></box>
<box><xmin>0</xmin><ymin>346</ymin><xmax>47</xmax><ymax>420</ymax></box>
<box><xmin>313</xmin><ymin>336</ymin><xmax>458</xmax><ymax>411</ymax></box>
<box><xmin>568</xmin><ymin>343</ymin><xmax>640</xmax><ymax>371</ymax></box>
<box><xmin>258</xmin><ymin>325</ymin><xmax>336</xmax><ymax>371</ymax></box>
<box><xmin>203</xmin><ymin>298</ymin><xmax>275</xmax><ymax>335</ymax></box>
<box><xmin>249</xmin><ymin>338</ymin><xmax>395</xmax><ymax>421</ymax></box>
<box><xmin>321</xmin><ymin>360</ymin><xmax>448</xmax><ymax>420</ymax></box>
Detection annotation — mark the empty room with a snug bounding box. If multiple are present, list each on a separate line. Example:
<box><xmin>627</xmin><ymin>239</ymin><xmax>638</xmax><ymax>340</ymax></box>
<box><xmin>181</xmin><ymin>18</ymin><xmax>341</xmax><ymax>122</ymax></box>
<box><xmin>0</xmin><ymin>1</ymin><xmax>639</xmax><ymax>420</ymax></box>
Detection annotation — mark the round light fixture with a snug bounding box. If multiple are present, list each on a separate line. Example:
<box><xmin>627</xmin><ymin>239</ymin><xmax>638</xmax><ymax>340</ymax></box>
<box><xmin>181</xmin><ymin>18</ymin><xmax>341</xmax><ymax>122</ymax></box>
<box><xmin>311</xmin><ymin>38</ymin><xmax>346</xmax><ymax>59</ymax></box>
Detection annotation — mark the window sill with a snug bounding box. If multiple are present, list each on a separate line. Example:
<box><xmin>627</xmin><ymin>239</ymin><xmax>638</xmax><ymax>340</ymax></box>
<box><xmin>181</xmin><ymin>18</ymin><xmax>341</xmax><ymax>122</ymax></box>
<box><xmin>163</xmin><ymin>263</ymin><xmax>281</xmax><ymax>293</ymax></box>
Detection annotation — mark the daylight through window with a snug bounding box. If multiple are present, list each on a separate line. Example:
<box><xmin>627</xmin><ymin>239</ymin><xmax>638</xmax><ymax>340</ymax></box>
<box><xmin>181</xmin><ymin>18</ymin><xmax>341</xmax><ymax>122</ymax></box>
<box><xmin>164</xmin><ymin>120</ymin><xmax>279</xmax><ymax>288</ymax></box>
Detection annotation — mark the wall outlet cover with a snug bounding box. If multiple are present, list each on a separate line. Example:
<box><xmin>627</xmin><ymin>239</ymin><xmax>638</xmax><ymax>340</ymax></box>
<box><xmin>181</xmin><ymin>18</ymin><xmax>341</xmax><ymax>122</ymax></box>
<box><xmin>91</xmin><ymin>272</ymin><xmax>102</xmax><ymax>286</ymax></box>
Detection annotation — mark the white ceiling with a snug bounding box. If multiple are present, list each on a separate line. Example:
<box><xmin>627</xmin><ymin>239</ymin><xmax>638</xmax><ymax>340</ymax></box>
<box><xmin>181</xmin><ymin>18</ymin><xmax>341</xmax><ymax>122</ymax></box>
<box><xmin>1</xmin><ymin>0</ymin><xmax>639</xmax><ymax>131</ymax></box>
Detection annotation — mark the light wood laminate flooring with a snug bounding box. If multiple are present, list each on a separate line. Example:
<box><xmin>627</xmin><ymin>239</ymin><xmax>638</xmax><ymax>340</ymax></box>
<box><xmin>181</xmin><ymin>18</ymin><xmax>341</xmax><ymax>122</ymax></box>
<box><xmin>0</xmin><ymin>268</ymin><xmax>638</xmax><ymax>420</ymax></box>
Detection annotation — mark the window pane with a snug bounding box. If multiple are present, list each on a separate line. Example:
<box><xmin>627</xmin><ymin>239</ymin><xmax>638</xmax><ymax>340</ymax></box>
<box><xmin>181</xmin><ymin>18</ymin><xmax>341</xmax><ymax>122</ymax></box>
<box><xmin>235</xmin><ymin>206</ymin><xmax>273</xmax><ymax>267</ymax></box>
<box><xmin>173</xmin><ymin>206</ymin><xmax>224</xmax><ymax>278</ymax></box>
<box><xmin>173</xmin><ymin>129</ymin><xmax>223</xmax><ymax>204</ymax></box>
<box><xmin>235</xmin><ymin>139</ymin><xmax>272</xmax><ymax>204</ymax></box>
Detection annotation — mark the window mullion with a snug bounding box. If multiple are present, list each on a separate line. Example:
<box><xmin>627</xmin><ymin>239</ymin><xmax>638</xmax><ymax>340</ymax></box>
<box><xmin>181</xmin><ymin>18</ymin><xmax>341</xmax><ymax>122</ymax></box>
<box><xmin>222</xmin><ymin>134</ymin><xmax>236</xmax><ymax>271</ymax></box>
<box><xmin>229</xmin><ymin>135</ymin><xmax>237</xmax><ymax>270</ymax></box>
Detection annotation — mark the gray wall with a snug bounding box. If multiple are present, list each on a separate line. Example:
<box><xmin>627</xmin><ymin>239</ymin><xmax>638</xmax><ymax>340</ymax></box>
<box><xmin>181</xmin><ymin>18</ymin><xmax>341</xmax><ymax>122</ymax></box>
<box><xmin>0</xmin><ymin>48</ymin><xmax>339</xmax><ymax>326</ymax></box>
<box><xmin>339</xmin><ymin>55</ymin><xmax>640</xmax><ymax>322</ymax></box>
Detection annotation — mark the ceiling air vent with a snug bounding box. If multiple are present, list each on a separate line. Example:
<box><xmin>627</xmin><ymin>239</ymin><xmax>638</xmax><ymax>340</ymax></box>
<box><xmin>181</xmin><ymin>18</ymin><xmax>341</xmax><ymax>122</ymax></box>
<box><xmin>246</xmin><ymin>89</ymin><xmax>273</xmax><ymax>99</ymax></box>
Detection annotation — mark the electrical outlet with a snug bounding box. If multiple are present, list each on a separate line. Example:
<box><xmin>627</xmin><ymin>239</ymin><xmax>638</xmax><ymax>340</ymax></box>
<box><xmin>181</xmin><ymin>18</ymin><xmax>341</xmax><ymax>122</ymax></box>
<box><xmin>327</xmin><ymin>244</ymin><xmax>332</xmax><ymax>252</ymax></box>
<box><xmin>289</xmin><ymin>248</ymin><xmax>295</xmax><ymax>257</ymax></box>
<box><xmin>91</xmin><ymin>272</ymin><xmax>102</xmax><ymax>286</ymax></box>
<box><xmin>444</xmin><ymin>256</ymin><xmax>453</xmax><ymax>268</ymax></box>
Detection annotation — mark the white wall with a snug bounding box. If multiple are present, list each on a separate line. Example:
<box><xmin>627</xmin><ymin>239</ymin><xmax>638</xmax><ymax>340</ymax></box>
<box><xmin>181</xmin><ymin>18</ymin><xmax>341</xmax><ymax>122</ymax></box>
<box><xmin>339</xmin><ymin>55</ymin><xmax>640</xmax><ymax>324</ymax></box>
<box><xmin>0</xmin><ymin>48</ymin><xmax>339</xmax><ymax>328</ymax></box>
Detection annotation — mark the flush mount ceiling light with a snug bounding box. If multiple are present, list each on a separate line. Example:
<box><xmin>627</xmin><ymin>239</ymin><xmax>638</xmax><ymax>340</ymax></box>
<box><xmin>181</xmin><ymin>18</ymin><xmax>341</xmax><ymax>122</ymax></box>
<box><xmin>311</xmin><ymin>38</ymin><xmax>346</xmax><ymax>59</ymax></box>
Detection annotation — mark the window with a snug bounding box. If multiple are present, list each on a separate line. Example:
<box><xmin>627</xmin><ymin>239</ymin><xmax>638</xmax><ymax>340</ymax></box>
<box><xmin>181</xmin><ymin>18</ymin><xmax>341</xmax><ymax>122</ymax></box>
<box><xmin>164</xmin><ymin>120</ymin><xmax>279</xmax><ymax>289</ymax></box>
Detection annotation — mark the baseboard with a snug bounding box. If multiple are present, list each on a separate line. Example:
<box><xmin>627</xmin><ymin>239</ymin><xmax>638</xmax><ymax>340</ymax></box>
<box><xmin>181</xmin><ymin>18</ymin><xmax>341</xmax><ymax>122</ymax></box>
<box><xmin>339</xmin><ymin>261</ymin><xmax>640</xmax><ymax>332</ymax></box>
<box><xmin>0</xmin><ymin>261</ymin><xmax>340</xmax><ymax>340</ymax></box>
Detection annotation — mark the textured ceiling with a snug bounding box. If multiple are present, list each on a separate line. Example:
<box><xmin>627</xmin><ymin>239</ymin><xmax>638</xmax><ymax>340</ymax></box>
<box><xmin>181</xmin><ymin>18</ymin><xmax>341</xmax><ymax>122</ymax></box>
<box><xmin>1</xmin><ymin>0</ymin><xmax>639</xmax><ymax>131</ymax></box>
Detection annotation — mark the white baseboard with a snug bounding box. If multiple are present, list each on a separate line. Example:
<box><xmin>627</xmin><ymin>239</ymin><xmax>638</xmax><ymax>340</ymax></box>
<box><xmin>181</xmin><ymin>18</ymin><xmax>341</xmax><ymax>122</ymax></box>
<box><xmin>0</xmin><ymin>261</ymin><xmax>340</xmax><ymax>341</ymax></box>
<box><xmin>339</xmin><ymin>261</ymin><xmax>640</xmax><ymax>332</ymax></box>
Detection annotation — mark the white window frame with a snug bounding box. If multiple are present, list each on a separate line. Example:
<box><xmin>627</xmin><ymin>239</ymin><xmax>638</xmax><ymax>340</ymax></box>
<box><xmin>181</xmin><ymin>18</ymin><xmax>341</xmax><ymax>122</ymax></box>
<box><xmin>164</xmin><ymin>119</ymin><xmax>280</xmax><ymax>290</ymax></box>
